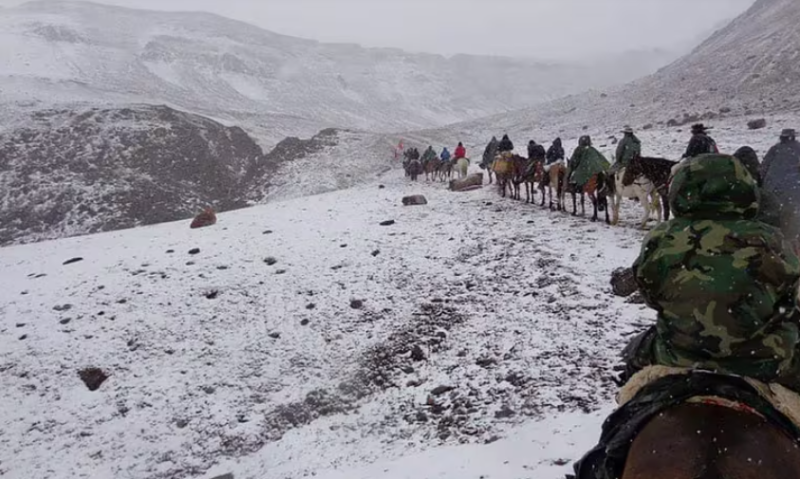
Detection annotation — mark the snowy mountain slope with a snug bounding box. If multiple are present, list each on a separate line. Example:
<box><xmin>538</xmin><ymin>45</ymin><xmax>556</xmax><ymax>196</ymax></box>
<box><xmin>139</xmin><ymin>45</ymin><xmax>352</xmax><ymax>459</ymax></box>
<box><xmin>414</xmin><ymin>0</ymin><xmax>800</xmax><ymax>143</ymax></box>
<box><xmin>0</xmin><ymin>166</ymin><xmax>653</xmax><ymax>479</ymax></box>
<box><xmin>0</xmin><ymin>104</ymin><xmax>263</xmax><ymax>246</ymax></box>
<box><xmin>0</xmin><ymin>0</ymin><xmax>687</xmax><ymax>143</ymax></box>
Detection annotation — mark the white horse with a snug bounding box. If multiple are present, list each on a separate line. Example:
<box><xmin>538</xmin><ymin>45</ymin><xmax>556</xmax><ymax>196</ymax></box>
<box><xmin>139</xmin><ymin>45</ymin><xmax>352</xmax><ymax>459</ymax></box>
<box><xmin>608</xmin><ymin>167</ymin><xmax>661</xmax><ymax>229</ymax></box>
<box><xmin>456</xmin><ymin>157</ymin><xmax>470</xmax><ymax>179</ymax></box>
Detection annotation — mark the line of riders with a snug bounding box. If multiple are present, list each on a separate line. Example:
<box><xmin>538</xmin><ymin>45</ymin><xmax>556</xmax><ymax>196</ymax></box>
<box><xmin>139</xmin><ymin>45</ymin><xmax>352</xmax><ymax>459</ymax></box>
<box><xmin>403</xmin><ymin>123</ymin><xmax>729</xmax><ymax>229</ymax></box>
<box><xmin>407</xmin><ymin>124</ymin><xmax>800</xmax><ymax>478</ymax></box>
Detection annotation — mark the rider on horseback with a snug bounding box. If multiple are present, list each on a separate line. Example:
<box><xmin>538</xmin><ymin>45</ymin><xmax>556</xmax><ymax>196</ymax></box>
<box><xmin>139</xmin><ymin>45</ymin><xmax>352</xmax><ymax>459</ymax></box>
<box><xmin>481</xmin><ymin>136</ymin><xmax>498</xmax><ymax>170</ymax></box>
<box><xmin>545</xmin><ymin>138</ymin><xmax>565</xmax><ymax>165</ymax></box>
<box><xmin>568</xmin><ymin>135</ymin><xmax>609</xmax><ymax>189</ymax></box>
<box><xmin>622</xmin><ymin>154</ymin><xmax>800</xmax><ymax>392</ymax></box>
<box><xmin>610</xmin><ymin>127</ymin><xmax>641</xmax><ymax>174</ymax></box>
<box><xmin>440</xmin><ymin>147</ymin><xmax>451</xmax><ymax>162</ymax></box>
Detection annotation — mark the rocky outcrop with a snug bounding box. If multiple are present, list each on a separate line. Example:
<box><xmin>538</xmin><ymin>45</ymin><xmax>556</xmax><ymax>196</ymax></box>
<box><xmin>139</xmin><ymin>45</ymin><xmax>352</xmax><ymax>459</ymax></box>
<box><xmin>0</xmin><ymin>105</ymin><xmax>263</xmax><ymax>245</ymax></box>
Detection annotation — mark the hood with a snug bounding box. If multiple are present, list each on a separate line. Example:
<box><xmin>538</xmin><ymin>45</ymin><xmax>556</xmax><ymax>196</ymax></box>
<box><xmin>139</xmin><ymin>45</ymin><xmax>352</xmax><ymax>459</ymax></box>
<box><xmin>669</xmin><ymin>154</ymin><xmax>760</xmax><ymax>220</ymax></box>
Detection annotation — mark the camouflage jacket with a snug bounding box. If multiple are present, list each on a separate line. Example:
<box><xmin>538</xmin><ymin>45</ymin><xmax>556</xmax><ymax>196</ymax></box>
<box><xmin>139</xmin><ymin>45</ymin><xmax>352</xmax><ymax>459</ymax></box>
<box><xmin>632</xmin><ymin>154</ymin><xmax>800</xmax><ymax>381</ymax></box>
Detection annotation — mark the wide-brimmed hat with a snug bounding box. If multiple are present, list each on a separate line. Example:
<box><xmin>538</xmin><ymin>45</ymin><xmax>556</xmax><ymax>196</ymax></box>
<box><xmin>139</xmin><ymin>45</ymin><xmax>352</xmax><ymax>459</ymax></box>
<box><xmin>780</xmin><ymin>128</ymin><xmax>796</xmax><ymax>138</ymax></box>
<box><xmin>621</xmin><ymin>126</ymin><xmax>634</xmax><ymax>133</ymax></box>
<box><xmin>691</xmin><ymin>123</ymin><xmax>713</xmax><ymax>132</ymax></box>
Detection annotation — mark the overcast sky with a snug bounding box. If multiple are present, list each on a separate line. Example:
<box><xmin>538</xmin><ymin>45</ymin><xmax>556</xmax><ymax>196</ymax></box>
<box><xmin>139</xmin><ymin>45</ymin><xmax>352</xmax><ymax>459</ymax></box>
<box><xmin>1</xmin><ymin>0</ymin><xmax>756</xmax><ymax>59</ymax></box>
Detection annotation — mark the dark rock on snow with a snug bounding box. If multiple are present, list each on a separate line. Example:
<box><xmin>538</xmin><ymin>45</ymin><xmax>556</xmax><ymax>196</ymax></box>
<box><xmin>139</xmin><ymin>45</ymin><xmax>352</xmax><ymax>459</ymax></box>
<box><xmin>63</xmin><ymin>257</ymin><xmax>84</xmax><ymax>265</ymax></box>
<box><xmin>78</xmin><ymin>367</ymin><xmax>109</xmax><ymax>391</ymax></box>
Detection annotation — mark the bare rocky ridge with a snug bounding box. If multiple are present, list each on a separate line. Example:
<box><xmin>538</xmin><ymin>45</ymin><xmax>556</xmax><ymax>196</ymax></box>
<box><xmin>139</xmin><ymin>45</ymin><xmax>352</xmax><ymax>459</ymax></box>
<box><xmin>0</xmin><ymin>105</ymin><xmax>262</xmax><ymax>245</ymax></box>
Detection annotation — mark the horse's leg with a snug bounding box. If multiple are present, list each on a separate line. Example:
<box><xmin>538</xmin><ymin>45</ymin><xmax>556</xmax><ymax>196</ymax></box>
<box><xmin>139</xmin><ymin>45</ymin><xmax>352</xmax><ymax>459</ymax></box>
<box><xmin>612</xmin><ymin>193</ymin><xmax>621</xmax><ymax>226</ymax></box>
<box><xmin>662</xmin><ymin>192</ymin><xmax>670</xmax><ymax>221</ymax></box>
<box><xmin>590</xmin><ymin>193</ymin><xmax>598</xmax><ymax>222</ymax></box>
<box><xmin>581</xmin><ymin>192</ymin><xmax>586</xmax><ymax>216</ymax></box>
<box><xmin>571</xmin><ymin>191</ymin><xmax>577</xmax><ymax>216</ymax></box>
<box><xmin>639</xmin><ymin>191</ymin><xmax>651</xmax><ymax>229</ymax></box>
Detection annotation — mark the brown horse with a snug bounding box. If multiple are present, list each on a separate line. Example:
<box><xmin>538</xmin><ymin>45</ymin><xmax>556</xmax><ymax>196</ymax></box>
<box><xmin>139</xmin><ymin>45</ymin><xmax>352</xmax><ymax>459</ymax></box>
<box><xmin>564</xmin><ymin>169</ymin><xmax>610</xmax><ymax>223</ymax></box>
<box><xmin>492</xmin><ymin>154</ymin><xmax>515</xmax><ymax>198</ymax></box>
<box><xmin>439</xmin><ymin>159</ymin><xmax>454</xmax><ymax>182</ymax></box>
<box><xmin>623</xmin><ymin>402</ymin><xmax>800</xmax><ymax>479</ymax></box>
<box><xmin>517</xmin><ymin>158</ymin><xmax>545</xmax><ymax>204</ymax></box>
<box><xmin>508</xmin><ymin>154</ymin><xmax>532</xmax><ymax>201</ymax></box>
<box><xmin>424</xmin><ymin>158</ymin><xmax>441</xmax><ymax>181</ymax></box>
<box><xmin>540</xmin><ymin>162</ymin><xmax>566</xmax><ymax>210</ymax></box>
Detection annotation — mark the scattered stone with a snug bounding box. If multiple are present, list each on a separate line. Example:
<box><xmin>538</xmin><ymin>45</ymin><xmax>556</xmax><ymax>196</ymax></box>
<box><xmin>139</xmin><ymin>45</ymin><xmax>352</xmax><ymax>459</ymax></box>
<box><xmin>79</xmin><ymin>368</ymin><xmax>109</xmax><ymax>391</ymax></box>
<box><xmin>431</xmin><ymin>385</ymin><xmax>455</xmax><ymax>396</ymax></box>
<box><xmin>53</xmin><ymin>304</ymin><xmax>73</xmax><ymax>312</ymax></box>
<box><xmin>626</xmin><ymin>292</ymin><xmax>647</xmax><ymax>305</ymax></box>
<box><xmin>59</xmin><ymin>318</ymin><xmax>72</xmax><ymax>325</ymax></box>
<box><xmin>216</xmin><ymin>265</ymin><xmax>229</xmax><ymax>270</ymax></box>
<box><xmin>63</xmin><ymin>257</ymin><xmax>84</xmax><ymax>265</ymax></box>
<box><xmin>600</xmin><ymin>92</ymin><xmax>608</xmax><ymax>98</ymax></box>
<box><xmin>349</xmin><ymin>299</ymin><xmax>364</xmax><ymax>309</ymax></box>
<box><xmin>306</xmin><ymin>303</ymin><xmax>316</xmax><ymax>310</ymax></box>
<box><xmin>201</xmin><ymin>385</ymin><xmax>216</xmax><ymax>395</ymax></box>
<box><xmin>175</xmin><ymin>418</ymin><xmax>190</xmax><ymax>429</ymax></box>
<box><xmin>495</xmin><ymin>405</ymin><xmax>516</xmax><ymax>419</ymax></box>
<box><xmin>476</xmin><ymin>357</ymin><xmax>498</xmax><ymax>368</ymax></box>
<box><xmin>300</xmin><ymin>318</ymin><xmax>310</xmax><ymax>326</ymax></box>
<box><xmin>188</xmin><ymin>248</ymin><xmax>200</xmax><ymax>255</ymax></box>
<box><xmin>378</xmin><ymin>185</ymin><xmax>386</xmax><ymax>189</ymax></box>
<box><xmin>719</xmin><ymin>107</ymin><xmax>732</xmax><ymax>114</ymax></box>
<box><xmin>165</xmin><ymin>349</ymin><xmax>175</xmax><ymax>355</ymax></box>
<box><xmin>186</xmin><ymin>261</ymin><xmax>195</xmax><ymax>266</ymax></box>
<box><xmin>264</xmin><ymin>257</ymin><xmax>278</xmax><ymax>266</ymax></box>
<box><xmin>747</xmin><ymin>118</ymin><xmax>767</xmax><ymax>130</ymax></box>
<box><xmin>21</xmin><ymin>291</ymin><xmax>29</xmax><ymax>295</ymax></box>
<box><xmin>116</xmin><ymin>299</ymin><xmax>127</xmax><ymax>304</ymax></box>
<box><xmin>166</xmin><ymin>249</ymin><xmax>174</xmax><ymax>254</ymax></box>
<box><xmin>610</xmin><ymin>267</ymin><xmax>638</xmax><ymax>297</ymax></box>
<box><xmin>552</xmin><ymin>459</ymin><xmax>570</xmax><ymax>466</ymax></box>
<box><xmin>19</xmin><ymin>334</ymin><xmax>28</xmax><ymax>341</ymax></box>
<box><xmin>642</xmin><ymin>123</ymin><xmax>654</xmax><ymax>130</ymax></box>
<box><xmin>379</xmin><ymin>220</ymin><xmax>395</xmax><ymax>226</ymax></box>
<box><xmin>340</xmin><ymin>244</ymin><xmax>348</xmax><ymax>248</ymax></box>
<box><xmin>411</xmin><ymin>344</ymin><xmax>427</xmax><ymax>361</ymax></box>
<box><xmin>371</xmin><ymin>250</ymin><xmax>381</xmax><ymax>257</ymax></box>
<box><xmin>16</xmin><ymin>323</ymin><xmax>25</xmax><ymax>328</ymax></box>
<box><xmin>263</xmin><ymin>230</ymin><xmax>273</xmax><ymax>235</ymax></box>
<box><xmin>269</xmin><ymin>332</ymin><xmax>281</xmax><ymax>339</ymax></box>
<box><xmin>275</xmin><ymin>269</ymin><xmax>287</xmax><ymax>275</ymax></box>
<box><xmin>205</xmin><ymin>290</ymin><xmax>220</xmax><ymax>300</ymax></box>
<box><xmin>210</xmin><ymin>474</ymin><xmax>234</xmax><ymax>479</ymax></box>
<box><xmin>402</xmin><ymin>195</ymin><xmax>428</xmax><ymax>206</ymax></box>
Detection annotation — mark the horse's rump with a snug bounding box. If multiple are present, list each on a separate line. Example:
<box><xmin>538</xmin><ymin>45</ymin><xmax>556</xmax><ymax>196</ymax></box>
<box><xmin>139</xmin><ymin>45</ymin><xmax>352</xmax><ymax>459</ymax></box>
<box><xmin>493</xmin><ymin>159</ymin><xmax>512</xmax><ymax>175</ymax></box>
<box><xmin>572</xmin><ymin>368</ymin><xmax>800</xmax><ymax>479</ymax></box>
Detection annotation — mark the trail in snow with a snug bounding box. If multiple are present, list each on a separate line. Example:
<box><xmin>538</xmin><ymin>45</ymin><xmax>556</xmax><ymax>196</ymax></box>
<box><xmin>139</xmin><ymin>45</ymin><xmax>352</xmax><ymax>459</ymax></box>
<box><xmin>1</xmin><ymin>165</ymin><xmax>655</xmax><ymax>479</ymax></box>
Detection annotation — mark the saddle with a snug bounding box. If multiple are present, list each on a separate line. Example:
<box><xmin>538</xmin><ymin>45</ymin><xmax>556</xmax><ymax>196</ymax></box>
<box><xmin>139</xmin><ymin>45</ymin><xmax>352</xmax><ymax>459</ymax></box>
<box><xmin>492</xmin><ymin>152</ymin><xmax>513</xmax><ymax>174</ymax></box>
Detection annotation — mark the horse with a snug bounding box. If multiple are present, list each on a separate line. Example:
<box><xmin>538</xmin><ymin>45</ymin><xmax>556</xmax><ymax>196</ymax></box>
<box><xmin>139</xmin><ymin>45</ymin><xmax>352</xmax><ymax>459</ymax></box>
<box><xmin>563</xmin><ymin>167</ymin><xmax>610</xmax><ymax>223</ymax></box>
<box><xmin>517</xmin><ymin>158</ymin><xmax>544</xmax><ymax>205</ymax></box>
<box><xmin>507</xmin><ymin>154</ymin><xmax>531</xmax><ymax>201</ymax></box>
<box><xmin>492</xmin><ymin>154</ymin><xmax>515</xmax><ymax>198</ymax></box>
<box><xmin>439</xmin><ymin>159</ymin><xmax>454</xmax><ymax>182</ymax></box>
<box><xmin>622</xmin><ymin>156</ymin><xmax>677</xmax><ymax>223</ymax></box>
<box><xmin>623</xmin><ymin>403</ymin><xmax>800</xmax><ymax>479</ymax></box>
<box><xmin>405</xmin><ymin>159</ymin><xmax>423</xmax><ymax>181</ymax></box>
<box><xmin>605</xmin><ymin>167</ymin><xmax>658</xmax><ymax>229</ymax></box>
<box><xmin>456</xmin><ymin>157</ymin><xmax>470</xmax><ymax>179</ymax></box>
<box><xmin>424</xmin><ymin>158</ymin><xmax>441</xmax><ymax>182</ymax></box>
<box><xmin>540</xmin><ymin>162</ymin><xmax>566</xmax><ymax>210</ymax></box>
<box><xmin>573</xmin><ymin>367</ymin><xmax>800</xmax><ymax>479</ymax></box>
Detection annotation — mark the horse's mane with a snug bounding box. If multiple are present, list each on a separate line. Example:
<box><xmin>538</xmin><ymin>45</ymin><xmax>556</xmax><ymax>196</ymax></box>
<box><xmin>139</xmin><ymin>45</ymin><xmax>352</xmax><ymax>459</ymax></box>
<box><xmin>638</xmin><ymin>156</ymin><xmax>677</xmax><ymax>167</ymax></box>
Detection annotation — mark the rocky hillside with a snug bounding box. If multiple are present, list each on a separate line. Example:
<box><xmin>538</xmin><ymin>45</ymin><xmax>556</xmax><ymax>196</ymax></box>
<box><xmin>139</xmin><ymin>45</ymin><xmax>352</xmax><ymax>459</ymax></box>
<box><xmin>1</xmin><ymin>1</ymin><xmax>685</xmax><ymax>145</ymax></box>
<box><xmin>0</xmin><ymin>105</ymin><xmax>263</xmax><ymax>246</ymax></box>
<box><xmin>418</xmin><ymin>0</ymin><xmax>800</xmax><ymax>142</ymax></box>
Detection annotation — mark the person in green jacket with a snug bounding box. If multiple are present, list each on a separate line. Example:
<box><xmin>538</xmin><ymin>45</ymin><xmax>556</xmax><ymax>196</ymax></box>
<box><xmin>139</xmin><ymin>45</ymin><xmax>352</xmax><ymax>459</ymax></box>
<box><xmin>611</xmin><ymin>127</ymin><xmax>642</xmax><ymax>174</ymax></box>
<box><xmin>623</xmin><ymin>153</ymin><xmax>800</xmax><ymax>392</ymax></box>
<box><xmin>568</xmin><ymin>135</ymin><xmax>611</xmax><ymax>188</ymax></box>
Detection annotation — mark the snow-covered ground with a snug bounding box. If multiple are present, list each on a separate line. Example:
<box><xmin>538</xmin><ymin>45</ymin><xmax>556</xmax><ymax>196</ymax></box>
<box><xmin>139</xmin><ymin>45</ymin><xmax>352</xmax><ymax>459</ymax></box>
<box><xmin>0</xmin><ymin>163</ymin><xmax>654</xmax><ymax>479</ymax></box>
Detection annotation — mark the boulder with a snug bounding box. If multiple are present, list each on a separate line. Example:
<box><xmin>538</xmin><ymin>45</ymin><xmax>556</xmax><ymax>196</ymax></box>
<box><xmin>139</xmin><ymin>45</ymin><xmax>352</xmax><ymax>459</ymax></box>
<box><xmin>402</xmin><ymin>195</ymin><xmax>428</xmax><ymax>206</ymax></box>
<box><xmin>190</xmin><ymin>208</ymin><xmax>217</xmax><ymax>229</ymax></box>
<box><xmin>448</xmin><ymin>173</ymin><xmax>484</xmax><ymax>192</ymax></box>
<box><xmin>747</xmin><ymin>118</ymin><xmax>767</xmax><ymax>130</ymax></box>
<box><xmin>610</xmin><ymin>267</ymin><xmax>638</xmax><ymax>297</ymax></box>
